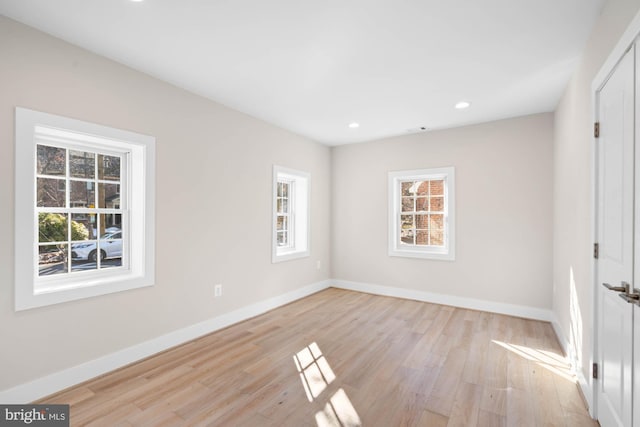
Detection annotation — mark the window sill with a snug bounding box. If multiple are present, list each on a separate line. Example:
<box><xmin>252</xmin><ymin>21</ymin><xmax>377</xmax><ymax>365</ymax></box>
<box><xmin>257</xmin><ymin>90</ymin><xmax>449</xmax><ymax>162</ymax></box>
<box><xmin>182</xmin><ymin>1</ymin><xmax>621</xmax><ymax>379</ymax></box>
<box><xmin>388</xmin><ymin>247</ymin><xmax>455</xmax><ymax>261</ymax></box>
<box><xmin>272</xmin><ymin>249</ymin><xmax>310</xmax><ymax>263</ymax></box>
<box><xmin>17</xmin><ymin>271</ymin><xmax>153</xmax><ymax>311</ymax></box>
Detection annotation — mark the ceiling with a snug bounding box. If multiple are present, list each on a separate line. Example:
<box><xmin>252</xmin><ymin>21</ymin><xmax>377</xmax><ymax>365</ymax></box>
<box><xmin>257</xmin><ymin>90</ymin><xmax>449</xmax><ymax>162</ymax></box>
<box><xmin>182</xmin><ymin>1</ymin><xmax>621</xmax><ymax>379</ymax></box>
<box><xmin>0</xmin><ymin>0</ymin><xmax>605</xmax><ymax>145</ymax></box>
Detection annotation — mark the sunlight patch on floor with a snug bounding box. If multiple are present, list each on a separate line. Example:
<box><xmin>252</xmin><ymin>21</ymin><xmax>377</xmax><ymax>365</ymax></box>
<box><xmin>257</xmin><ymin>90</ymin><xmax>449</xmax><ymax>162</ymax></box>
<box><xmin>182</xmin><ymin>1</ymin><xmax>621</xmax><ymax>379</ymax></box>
<box><xmin>294</xmin><ymin>342</ymin><xmax>361</xmax><ymax>427</ymax></box>
<box><xmin>294</xmin><ymin>342</ymin><xmax>336</xmax><ymax>401</ymax></box>
<box><xmin>493</xmin><ymin>340</ymin><xmax>575</xmax><ymax>382</ymax></box>
<box><xmin>315</xmin><ymin>388</ymin><xmax>362</xmax><ymax>427</ymax></box>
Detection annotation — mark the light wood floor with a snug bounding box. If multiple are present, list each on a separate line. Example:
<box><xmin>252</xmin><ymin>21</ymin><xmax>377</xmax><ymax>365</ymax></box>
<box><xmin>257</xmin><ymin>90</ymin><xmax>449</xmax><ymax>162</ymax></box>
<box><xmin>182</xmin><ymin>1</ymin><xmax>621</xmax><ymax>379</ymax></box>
<box><xmin>39</xmin><ymin>288</ymin><xmax>596</xmax><ymax>426</ymax></box>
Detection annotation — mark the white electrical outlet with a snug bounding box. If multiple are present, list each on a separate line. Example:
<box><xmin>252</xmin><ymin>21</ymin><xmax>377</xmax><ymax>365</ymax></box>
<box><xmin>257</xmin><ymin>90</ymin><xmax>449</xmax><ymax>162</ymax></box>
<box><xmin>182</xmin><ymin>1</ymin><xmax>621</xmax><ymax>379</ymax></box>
<box><xmin>214</xmin><ymin>284</ymin><xmax>222</xmax><ymax>297</ymax></box>
<box><xmin>316</xmin><ymin>260</ymin><xmax>321</xmax><ymax>270</ymax></box>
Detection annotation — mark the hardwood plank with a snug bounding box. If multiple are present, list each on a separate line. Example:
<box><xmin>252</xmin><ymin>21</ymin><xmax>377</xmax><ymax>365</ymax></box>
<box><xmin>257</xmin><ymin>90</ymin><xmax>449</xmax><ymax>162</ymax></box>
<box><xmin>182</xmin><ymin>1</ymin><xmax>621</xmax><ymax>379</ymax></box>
<box><xmin>529</xmin><ymin>359</ymin><xmax>566</xmax><ymax>426</ymax></box>
<box><xmin>479</xmin><ymin>385</ymin><xmax>507</xmax><ymax>417</ymax></box>
<box><xmin>447</xmin><ymin>382</ymin><xmax>482</xmax><ymax>427</ymax></box>
<box><xmin>506</xmin><ymin>387</ymin><xmax>536</xmax><ymax>427</ymax></box>
<box><xmin>425</xmin><ymin>346</ymin><xmax>467</xmax><ymax>416</ymax></box>
<box><xmin>477</xmin><ymin>409</ymin><xmax>506</xmax><ymax>427</ymax></box>
<box><xmin>419</xmin><ymin>409</ymin><xmax>449</xmax><ymax>426</ymax></box>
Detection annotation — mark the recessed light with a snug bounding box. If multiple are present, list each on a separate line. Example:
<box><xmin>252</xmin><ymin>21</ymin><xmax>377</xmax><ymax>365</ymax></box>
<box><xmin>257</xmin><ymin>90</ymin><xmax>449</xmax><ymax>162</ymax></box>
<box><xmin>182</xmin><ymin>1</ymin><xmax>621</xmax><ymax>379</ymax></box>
<box><xmin>455</xmin><ymin>101</ymin><xmax>471</xmax><ymax>109</ymax></box>
<box><xmin>130</xmin><ymin>0</ymin><xmax>144</xmax><ymax>2</ymax></box>
<box><xmin>348</xmin><ymin>122</ymin><xmax>360</xmax><ymax>129</ymax></box>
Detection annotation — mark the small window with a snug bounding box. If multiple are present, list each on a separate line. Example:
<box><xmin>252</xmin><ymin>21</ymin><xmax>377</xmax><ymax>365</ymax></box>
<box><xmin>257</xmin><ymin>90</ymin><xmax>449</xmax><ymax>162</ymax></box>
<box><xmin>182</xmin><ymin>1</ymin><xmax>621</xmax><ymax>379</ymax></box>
<box><xmin>388</xmin><ymin>167</ymin><xmax>455</xmax><ymax>260</ymax></box>
<box><xmin>15</xmin><ymin>108</ymin><xmax>155</xmax><ymax>310</ymax></box>
<box><xmin>272</xmin><ymin>166</ymin><xmax>310</xmax><ymax>262</ymax></box>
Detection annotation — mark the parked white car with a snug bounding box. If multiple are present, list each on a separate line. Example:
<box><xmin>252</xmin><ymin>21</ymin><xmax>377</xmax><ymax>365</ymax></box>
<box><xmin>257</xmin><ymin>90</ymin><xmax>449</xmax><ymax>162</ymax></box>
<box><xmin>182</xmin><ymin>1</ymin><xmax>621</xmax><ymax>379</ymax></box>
<box><xmin>71</xmin><ymin>231</ymin><xmax>122</xmax><ymax>262</ymax></box>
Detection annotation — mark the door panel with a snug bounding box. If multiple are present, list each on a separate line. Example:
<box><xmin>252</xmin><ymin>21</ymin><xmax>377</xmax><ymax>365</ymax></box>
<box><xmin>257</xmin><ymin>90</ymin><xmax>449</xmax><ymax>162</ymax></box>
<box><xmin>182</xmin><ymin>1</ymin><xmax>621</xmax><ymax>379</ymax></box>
<box><xmin>596</xmin><ymin>46</ymin><xmax>635</xmax><ymax>427</ymax></box>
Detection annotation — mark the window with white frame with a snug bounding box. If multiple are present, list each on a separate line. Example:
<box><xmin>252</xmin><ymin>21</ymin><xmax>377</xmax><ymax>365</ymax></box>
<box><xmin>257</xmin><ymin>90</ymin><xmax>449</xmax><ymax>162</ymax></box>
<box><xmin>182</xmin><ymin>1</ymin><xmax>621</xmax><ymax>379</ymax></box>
<box><xmin>272</xmin><ymin>166</ymin><xmax>309</xmax><ymax>262</ymax></box>
<box><xmin>388</xmin><ymin>167</ymin><xmax>455</xmax><ymax>260</ymax></box>
<box><xmin>276</xmin><ymin>179</ymin><xmax>293</xmax><ymax>248</ymax></box>
<box><xmin>15</xmin><ymin>108</ymin><xmax>155</xmax><ymax>310</ymax></box>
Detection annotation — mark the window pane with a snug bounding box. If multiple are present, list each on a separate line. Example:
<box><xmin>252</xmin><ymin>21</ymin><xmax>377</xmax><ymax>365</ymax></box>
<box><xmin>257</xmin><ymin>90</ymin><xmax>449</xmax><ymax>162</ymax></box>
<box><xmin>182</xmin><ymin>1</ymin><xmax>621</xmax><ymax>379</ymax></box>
<box><xmin>401</xmin><ymin>197</ymin><xmax>414</xmax><ymax>212</ymax></box>
<box><xmin>415</xmin><ymin>214</ymin><xmax>429</xmax><ymax>229</ymax></box>
<box><xmin>38</xmin><ymin>213</ymin><xmax>68</xmax><ymax>243</ymax></box>
<box><xmin>415</xmin><ymin>181</ymin><xmax>428</xmax><ymax>196</ymax></box>
<box><xmin>98</xmin><ymin>183</ymin><xmax>120</xmax><ymax>208</ymax></box>
<box><xmin>100</xmin><ymin>236</ymin><xmax>123</xmax><ymax>269</ymax></box>
<box><xmin>277</xmin><ymin>231</ymin><xmax>287</xmax><ymax>246</ymax></box>
<box><xmin>416</xmin><ymin>229</ymin><xmax>429</xmax><ymax>245</ymax></box>
<box><xmin>98</xmin><ymin>154</ymin><xmax>120</xmax><ymax>181</ymax></box>
<box><xmin>70</xmin><ymin>239</ymin><xmax>101</xmax><ymax>264</ymax></box>
<box><xmin>38</xmin><ymin>244</ymin><xmax>68</xmax><ymax>276</ymax></box>
<box><xmin>277</xmin><ymin>198</ymin><xmax>288</xmax><ymax>214</ymax></box>
<box><xmin>277</xmin><ymin>182</ymin><xmax>283</xmax><ymax>197</ymax></box>
<box><xmin>430</xmin><ymin>180</ymin><xmax>444</xmax><ymax>196</ymax></box>
<box><xmin>99</xmin><ymin>213</ymin><xmax>122</xmax><ymax>236</ymax></box>
<box><xmin>401</xmin><ymin>214</ymin><xmax>414</xmax><ymax>229</ymax></box>
<box><xmin>416</xmin><ymin>197</ymin><xmax>428</xmax><ymax>211</ymax></box>
<box><xmin>430</xmin><ymin>214</ymin><xmax>444</xmax><ymax>232</ymax></box>
<box><xmin>96</xmin><ymin>214</ymin><xmax>123</xmax><ymax>268</ymax></box>
<box><xmin>400</xmin><ymin>228</ymin><xmax>414</xmax><ymax>245</ymax></box>
<box><xmin>282</xmin><ymin>182</ymin><xmax>289</xmax><ymax>198</ymax></box>
<box><xmin>70</xmin><ymin>150</ymin><xmax>95</xmax><ymax>179</ymax></box>
<box><xmin>430</xmin><ymin>214</ymin><xmax>445</xmax><ymax>247</ymax></box>
<box><xmin>401</xmin><ymin>181</ymin><xmax>414</xmax><ymax>196</ymax></box>
<box><xmin>37</xmin><ymin>145</ymin><xmax>66</xmax><ymax>176</ymax></box>
<box><xmin>431</xmin><ymin>228</ymin><xmax>444</xmax><ymax>246</ymax></box>
<box><xmin>71</xmin><ymin>243</ymin><xmax>98</xmax><ymax>273</ymax></box>
<box><xmin>430</xmin><ymin>197</ymin><xmax>444</xmax><ymax>212</ymax></box>
<box><xmin>71</xmin><ymin>213</ymin><xmax>97</xmax><ymax>241</ymax></box>
<box><xmin>101</xmin><ymin>257</ymin><xmax>123</xmax><ymax>269</ymax></box>
<box><xmin>277</xmin><ymin>215</ymin><xmax>287</xmax><ymax>231</ymax></box>
<box><xmin>70</xmin><ymin>180</ymin><xmax>95</xmax><ymax>208</ymax></box>
<box><xmin>37</xmin><ymin>178</ymin><xmax>66</xmax><ymax>207</ymax></box>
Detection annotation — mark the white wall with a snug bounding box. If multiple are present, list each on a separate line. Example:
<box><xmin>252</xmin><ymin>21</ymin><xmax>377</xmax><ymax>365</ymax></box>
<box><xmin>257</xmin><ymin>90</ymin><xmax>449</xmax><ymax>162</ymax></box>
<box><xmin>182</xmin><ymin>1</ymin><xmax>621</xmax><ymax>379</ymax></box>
<box><xmin>0</xmin><ymin>16</ymin><xmax>331</xmax><ymax>392</ymax></box>
<box><xmin>553</xmin><ymin>0</ymin><xmax>640</xmax><ymax>394</ymax></box>
<box><xmin>331</xmin><ymin>113</ymin><xmax>554</xmax><ymax>310</ymax></box>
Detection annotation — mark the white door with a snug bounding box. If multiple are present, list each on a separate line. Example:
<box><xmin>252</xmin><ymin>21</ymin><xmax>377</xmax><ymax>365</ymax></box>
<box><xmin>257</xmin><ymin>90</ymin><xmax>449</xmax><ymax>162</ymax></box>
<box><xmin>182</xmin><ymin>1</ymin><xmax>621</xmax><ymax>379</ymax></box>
<box><xmin>596</xmin><ymin>46</ymin><xmax>635</xmax><ymax>427</ymax></box>
<box><xmin>633</xmin><ymin>40</ymin><xmax>640</xmax><ymax>427</ymax></box>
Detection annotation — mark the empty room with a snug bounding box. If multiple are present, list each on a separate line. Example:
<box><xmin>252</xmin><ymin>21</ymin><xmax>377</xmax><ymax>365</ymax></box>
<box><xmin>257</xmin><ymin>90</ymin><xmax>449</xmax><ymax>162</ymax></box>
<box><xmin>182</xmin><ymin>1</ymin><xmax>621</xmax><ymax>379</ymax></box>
<box><xmin>2</xmin><ymin>0</ymin><xmax>640</xmax><ymax>426</ymax></box>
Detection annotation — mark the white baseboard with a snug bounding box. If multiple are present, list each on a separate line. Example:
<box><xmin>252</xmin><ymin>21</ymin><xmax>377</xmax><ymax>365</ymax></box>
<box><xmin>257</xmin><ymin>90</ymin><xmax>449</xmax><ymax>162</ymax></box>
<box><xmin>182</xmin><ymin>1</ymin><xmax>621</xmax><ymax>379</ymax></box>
<box><xmin>550</xmin><ymin>314</ymin><xmax>571</xmax><ymax>362</ymax></box>
<box><xmin>577</xmin><ymin>369</ymin><xmax>593</xmax><ymax>417</ymax></box>
<box><xmin>551</xmin><ymin>313</ymin><xmax>594</xmax><ymax>417</ymax></box>
<box><xmin>332</xmin><ymin>279</ymin><xmax>553</xmax><ymax>321</ymax></box>
<box><xmin>0</xmin><ymin>280</ymin><xmax>332</xmax><ymax>404</ymax></box>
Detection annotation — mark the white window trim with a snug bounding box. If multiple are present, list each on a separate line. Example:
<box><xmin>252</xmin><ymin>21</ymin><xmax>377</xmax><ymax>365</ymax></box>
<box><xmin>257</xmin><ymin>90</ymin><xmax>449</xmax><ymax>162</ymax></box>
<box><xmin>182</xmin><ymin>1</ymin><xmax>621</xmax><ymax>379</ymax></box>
<box><xmin>388</xmin><ymin>167</ymin><xmax>455</xmax><ymax>261</ymax></box>
<box><xmin>272</xmin><ymin>165</ymin><xmax>310</xmax><ymax>263</ymax></box>
<box><xmin>15</xmin><ymin>107</ymin><xmax>156</xmax><ymax>310</ymax></box>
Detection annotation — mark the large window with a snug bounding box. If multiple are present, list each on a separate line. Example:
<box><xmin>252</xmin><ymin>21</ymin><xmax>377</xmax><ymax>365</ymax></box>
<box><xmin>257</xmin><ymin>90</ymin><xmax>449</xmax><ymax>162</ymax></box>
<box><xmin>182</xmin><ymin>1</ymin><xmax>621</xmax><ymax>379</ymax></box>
<box><xmin>37</xmin><ymin>145</ymin><xmax>125</xmax><ymax>275</ymax></box>
<box><xmin>388</xmin><ymin>167</ymin><xmax>455</xmax><ymax>260</ymax></box>
<box><xmin>272</xmin><ymin>166</ymin><xmax>310</xmax><ymax>263</ymax></box>
<box><xmin>15</xmin><ymin>108</ymin><xmax>155</xmax><ymax>310</ymax></box>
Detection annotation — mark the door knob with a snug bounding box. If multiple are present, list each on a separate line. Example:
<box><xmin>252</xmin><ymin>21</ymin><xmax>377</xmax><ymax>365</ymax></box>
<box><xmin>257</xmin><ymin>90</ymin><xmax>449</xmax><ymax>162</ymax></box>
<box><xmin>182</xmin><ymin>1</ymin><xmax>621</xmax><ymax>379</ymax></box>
<box><xmin>603</xmin><ymin>282</ymin><xmax>630</xmax><ymax>293</ymax></box>
<box><xmin>619</xmin><ymin>292</ymin><xmax>640</xmax><ymax>306</ymax></box>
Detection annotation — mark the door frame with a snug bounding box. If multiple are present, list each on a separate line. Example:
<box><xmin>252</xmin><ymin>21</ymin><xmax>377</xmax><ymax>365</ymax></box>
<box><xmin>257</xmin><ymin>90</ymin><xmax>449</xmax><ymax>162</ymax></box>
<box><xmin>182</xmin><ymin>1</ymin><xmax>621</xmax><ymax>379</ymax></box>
<box><xmin>591</xmin><ymin>11</ymin><xmax>640</xmax><ymax>420</ymax></box>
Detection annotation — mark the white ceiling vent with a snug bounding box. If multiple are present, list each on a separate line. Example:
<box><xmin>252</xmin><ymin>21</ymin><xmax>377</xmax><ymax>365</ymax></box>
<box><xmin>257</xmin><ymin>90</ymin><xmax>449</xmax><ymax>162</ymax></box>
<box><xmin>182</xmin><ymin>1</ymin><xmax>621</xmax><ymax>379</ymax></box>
<box><xmin>406</xmin><ymin>126</ymin><xmax>429</xmax><ymax>134</ymax></box>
